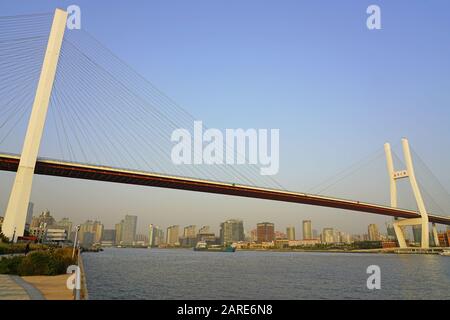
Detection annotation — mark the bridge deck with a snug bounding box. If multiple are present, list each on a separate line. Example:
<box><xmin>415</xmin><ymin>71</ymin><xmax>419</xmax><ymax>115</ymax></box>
<box><xmin>1</xmin><ymin>154</ymin><xmax>449</xmax><ymax>225</ymax></box>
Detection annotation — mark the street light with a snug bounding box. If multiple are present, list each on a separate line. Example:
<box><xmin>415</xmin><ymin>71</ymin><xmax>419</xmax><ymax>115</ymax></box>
<box><xmin>72</xmin><ymin>225</ymin><xmax>81</xmax><ymax>259</ymax></box>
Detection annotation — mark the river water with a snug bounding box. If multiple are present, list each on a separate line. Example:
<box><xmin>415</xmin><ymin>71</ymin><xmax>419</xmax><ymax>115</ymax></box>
<box><xmin>82</xmin><ymin>248</ymin><xmax>450</xmax><ymax>300</ymax></box>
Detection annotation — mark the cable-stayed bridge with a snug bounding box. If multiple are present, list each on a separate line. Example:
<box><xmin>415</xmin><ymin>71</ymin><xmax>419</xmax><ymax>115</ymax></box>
<box><xmin>1</xmin><ymin>9</ymin><xmax>449</xmax><ymax>248</ymax></box>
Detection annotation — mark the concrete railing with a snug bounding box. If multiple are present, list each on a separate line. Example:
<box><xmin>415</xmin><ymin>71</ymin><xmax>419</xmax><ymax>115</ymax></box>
<box><xmin>77</xmin><ymin>249</ymin><xmax>89</xmax><ymax>300</ymax></box>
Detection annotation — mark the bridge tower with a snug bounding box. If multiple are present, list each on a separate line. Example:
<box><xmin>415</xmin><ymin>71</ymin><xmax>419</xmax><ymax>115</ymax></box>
<box><xmin>1</xmin><ymin>9</ymin><xmax>67</xmax><ymax>241</ymax></box>
<box><xmin>384</xmin><ymin>138</ymin><xmax>439</xmax><ymax>249</ymax></box>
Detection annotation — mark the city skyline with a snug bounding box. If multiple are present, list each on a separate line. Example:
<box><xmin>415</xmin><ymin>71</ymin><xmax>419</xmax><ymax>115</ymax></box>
<box><xmin>20</xmin><ymin>206</ymin><xmax>443</xmax><ymax>244</ymax></box>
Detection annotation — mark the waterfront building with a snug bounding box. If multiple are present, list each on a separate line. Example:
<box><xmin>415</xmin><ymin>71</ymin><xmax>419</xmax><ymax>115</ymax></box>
<box><xmin>274</xmin><ymin>231</ymin><xmax>286</xmax><ymax>240</ymax></box>
<box><xmin>82</xmin><ymin>232</ymin><xmax>95</xmax><ymax>247</ymax></box>
<box><xmin>302</xmin><ymin>220</ymin><xmax>312</xmax><ymax>240</ymax></box>
<box><xmin>340</xmin><ymin>232</ymin><xmax>352</xmax><ymax>244</ymax></box>
<box><xmin>30</xmin><ymin>210</ymin><xmax>56</xmax><ymax>229</ymax></box>
<box><xmin>115</xmin><ymin>221</ymin><xmax>123</xmax><ymax>245</ymax></box>
<box><xmin>322</xmin><ymin>228</ymin><xmax>334</xmax><ymax>244</ymax></box>
<box><xmin>257</xmin><ymin>222</ymin><xmax>275</xmax><ymax>243</ymax></box>
<box><xmin>275</xmin><ymin>239</ymin><xmax>289</xmax><ymax>248</ymax></box>
<box><xmin>56</xmin><ymin>217</ymin><xmax>73</xmax><ymax>235</ymax></box>
<box><xmin>45</xmin><ymin>228</ymin><xmax>67</xmax><ymax>243</ymax></box>
<box><xmin>197</xmin><ymin>225</ymin><xmax>216</xmax><ymax>245</ymax></box>
<box><xmin>28</xmin><ymin>210</ymin><xmax>57</xmax><ymax>242</ymax></box>
<box><xmin>286</xmin><ymin>227</ymin><xmax>295</xmax><ymax>240</ymax></box>
<box><xmin>412</xmin><ymin>225</ymin><xmax>421</xmax><ymax>244</ymax></box>
<box><xmin>121</xmin><ymin>215</ymin><xmax>137</xmax><ymax>245</ymax></box>
<box><xmin>184</xmin><ymin>225</ymin><xmax>196</xmax><ymax>238</ymax></box>
<box><xmin>166</xmin><ymin>225</ymin><xmax>180</xmax><ymax>246</ymax></box>
<box><xmin>198</xmin><ymin>225</ymin><xmax>210</xmax><ymax>234</ymax></box>
<box><xmin>250</xmin><ymin>229</ymin><xmax>257</xmax><ymax>242</ymax></box>
<box><xmin>79</xmin><ymin>220</ymin><xmax>103</xmax><ymax>245</ymax></box>
<box><xmin>135</xmin><ymin>234</ymin><xmax>148</xmax><ymax>246</ymax></box>
<box><xmin>288</xmin><ymin>239</ymin><xmax>321</xmax><ymax>247</ymax></box>
<box><xmin>25</xmin><ymin>202</ymin><xmax>34</xmax><ymax>232</ymax></box>
<box><xmin>220</xmin><ymin>219</ymin><xmax>245</xmax><ymax>245</ymax></box>
<box><xmin>29</xmin><ymin>227</ymin><xmax>46</xmax><ymax>242</ymax></box>
<box><xmin>180</xmin><ymin>225</ymin><xmax>197</xmax><ymax>247</ymax></box>
<box><xmin>149</xmin><ymin>224</ymin><xmax>165</xmax><ymax>247</ymax></box>
<box><xmin>368</xmin><ymin>224</ymin><xmax>380</xmax><ymax>241</ymax></box>
<box><xmin>386</xmin><ymin>221</ymin><xmax>396</xmax><ymax>240</ymax></box>
<box><xmin>197</xmin><ymin>232</ymin><xmax>217</xmax><ymax>245</ymax></box>
<box><xmin>101</xmin><ymin>229</ymin><xmax>116</xmax><ymax>246</ymax></box>
<box><xmin>437</xmin><ymin>231</ymin><xmax>450</xmax><ymax>247</ymax></box>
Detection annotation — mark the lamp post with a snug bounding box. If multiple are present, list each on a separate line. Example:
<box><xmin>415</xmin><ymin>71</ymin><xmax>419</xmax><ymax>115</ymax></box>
<box><xmin>72</xmin><ymin>225</ymin><xmax>80</xmax><ymax>259</ymax></box>
<box><xmin>11</xmin><ymin>227</ymin><xmax>16</xmax><ymax>243</ymax></box>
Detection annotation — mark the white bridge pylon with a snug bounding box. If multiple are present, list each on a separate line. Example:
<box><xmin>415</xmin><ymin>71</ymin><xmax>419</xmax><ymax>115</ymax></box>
<box><xmin>1</xmin><ymin>9</ymin><xmax>68</xmax><ymax>241</ymax></box>
<box><xmin>384</xmin><ymin>138</ymin><xmax>440</xmax><ymax>249</ymax></box>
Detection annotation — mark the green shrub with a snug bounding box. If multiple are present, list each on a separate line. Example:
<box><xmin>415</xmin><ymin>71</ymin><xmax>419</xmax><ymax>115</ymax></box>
<box><xmin>0</xmin><ymin>256</ymin><xmax>22</xmax><ymax>274</ymax></box>
<box><xmin>0</xmin><ymin>248</ymin><xmax>76</xmax><ymax>276</ymax></box>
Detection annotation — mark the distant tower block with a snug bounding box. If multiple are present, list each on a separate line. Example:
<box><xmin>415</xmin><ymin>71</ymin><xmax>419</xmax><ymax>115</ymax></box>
<box><xmin>1</xmin><ymin>9</ymin><xmax>68</xmax><ymax>241</ymax></box>
<box><xmin>384</xmin><ymin>138</ymin><xmax>430</xmax><ymax>249</ymax></box>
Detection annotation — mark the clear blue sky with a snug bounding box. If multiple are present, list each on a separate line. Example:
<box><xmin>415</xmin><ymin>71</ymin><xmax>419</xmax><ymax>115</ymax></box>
<box><xmin>1</xmin><ymin>1</ymin><xmax>450</xmax><ymax>235</ymax></box>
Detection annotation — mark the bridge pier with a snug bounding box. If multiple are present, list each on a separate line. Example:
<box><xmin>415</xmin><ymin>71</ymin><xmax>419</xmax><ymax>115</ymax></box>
<box><xmin>1</xmin><ymin>9</ymin><xmax>67</xmax><ymax>241</ymax></box>
<box><xmin>384</xmin><ymin>138</ymin><xmax>430</xmax><ymax>249</ymax></box>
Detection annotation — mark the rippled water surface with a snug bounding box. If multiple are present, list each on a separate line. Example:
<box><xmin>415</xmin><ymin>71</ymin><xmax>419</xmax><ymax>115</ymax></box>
<box><xmin>83</xmin><ymin>248</ymin><xmax>450</xmax><ymax>299</ymax></box>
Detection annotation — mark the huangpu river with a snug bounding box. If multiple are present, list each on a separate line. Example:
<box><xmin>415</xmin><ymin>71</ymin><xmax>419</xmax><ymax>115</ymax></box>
<box><xmin>83</xmin><ymin>248</ymin><xmax>450</xmax><ymax>300</ymax></box>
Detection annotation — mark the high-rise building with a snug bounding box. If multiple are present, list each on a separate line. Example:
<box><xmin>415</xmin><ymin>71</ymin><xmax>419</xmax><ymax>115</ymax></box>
<box><xmin>101</xmin><ymin>229</ymin><xmax>116</xmax><ymax>246</ymax></box>
<box><xmin>257</xmin><ymin>222</ymin><xmax>275</xmax><ymax>243</ymax></box>
<box><xmin>303</xmin><ymin>220</ymin><xmax>312</xmax><ymax>240</ymax></box>
<box><xmin>29</xmin><ymin>210</ymin><xmax>56</xmax><ymax>241</ymax></box>
<box><xmin>312</xmin><ymin>229</ymin><xmax>318</xmax><ymax>239</ymax></box>
<box><xmin>115</xmin><ymin>221</ymin><xmax>123</xmax><ymax>244</ymax></box>
<box><xmin>286</xmin><ymin>226</ymin><xmax>296</xmax><ymax>240</ymax></box>
<box><xmin>25</xmin><ymin>202</ymin><xmax>34</xmax><ymax>232</ymax></box>
<box><xmin>220</xmin><ymin>219</ymin><xmax>244</xmax><ymax>245</ymax></box>
<box><xmin>386</xmin><ymin>221</ymin><xmax>396</xmax><ymax>240</ymax></box>
<box><xmin>412</xmin><ymin>225</ymin><xmax>421</xmax><ymax>243</ymax></box>
<box><xmin>341</xmin><ymin>232</ymin><xmax>352</xmax><ymax>244</ymax></box>
<box><xmin>79</xmin><ymin>220</ymin><xmax>103</xmax><ymax>246</ymax></box>
<box><xmin>148</xmin><ymin>224</ymin><xmax>164</xmax><ymax>247</ymax></box>
<box><xmin>322</xmin><ymin>228</ymin><xmax>334</xmax><ymax>243</ymax></box>
<box><xmin>180</xmin><ymin>225</ymin><xmax>197</xmax><ymax>247</ymax></box>
<box><xmin>166</xmin><ymin>225</ymin><xmax>180</xmax><ymax>245</ymax></box>
<box><xmin>135</xmin><ymin>234</ymin><xmax>148</xmax><ymax>245</ymax></box>
<box><xmin>149</xmin><ymin>224</ymin><xmax>165</xmax><ymax>247</ymax></box>
<box><xmin>250</xmin><ymin>229</ymin><xmax>258</xmax><ymax>242</ymax></box>
<box><xmin>274</xmin><ymin>231</ymin><xmax>286</xmax><ymax>240</ymax></box>
<box><xmin>198</xmin><ymin>226</ymin><xmax>210</xmax><ymax>234</ymax></box>
<box><xmin>30</xmin><ymin>210</ymin><xmax>56</xmax><ymax>228</ymax></box>
<box><xmin>57</xmin><ymin>218</ymin><xmax>73</xmax><ymax>235</ymax></box>
<box><xmin>368</xmin><ymin>224</ymin><xmax>380</xmax><ymax>241</ymax></box>
<box><xmin>183</xmin><ymin>225</ymin><xmax>196</xmax><ymax>238</ymax></box>
<box><xmin>121</xmin><ymin>215</ymin><xmax>137</xmax><ymax>245</ymax></box>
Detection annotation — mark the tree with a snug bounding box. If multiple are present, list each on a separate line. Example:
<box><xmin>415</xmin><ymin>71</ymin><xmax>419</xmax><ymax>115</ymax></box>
<box><xmin>0</xmin><ymin>232</ymin><xmax>9</xmax><ymax>243</ymax></box>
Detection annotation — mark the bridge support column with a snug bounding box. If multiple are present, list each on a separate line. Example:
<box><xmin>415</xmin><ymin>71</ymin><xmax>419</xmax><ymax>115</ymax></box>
<box><xmin>384</xmin><ymin>138</ymin><xmax>430</xmax><ymax>249</ymax></box>
<box><xmin>1</xmin><ymin>9</ymin><xmax>67</xmax><ymax>242</ymax></box>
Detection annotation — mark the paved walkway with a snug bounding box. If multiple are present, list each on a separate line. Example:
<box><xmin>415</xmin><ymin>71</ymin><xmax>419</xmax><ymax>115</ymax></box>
<box><xmin>0</xmin><ymin>274</ymin><xmax>45</xmax><ymax>300</ymax></box>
